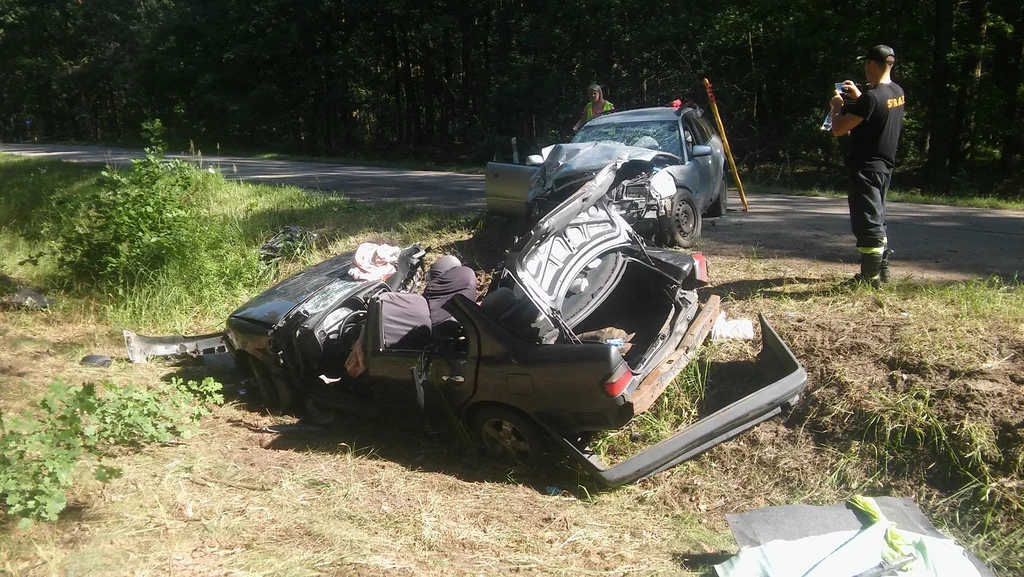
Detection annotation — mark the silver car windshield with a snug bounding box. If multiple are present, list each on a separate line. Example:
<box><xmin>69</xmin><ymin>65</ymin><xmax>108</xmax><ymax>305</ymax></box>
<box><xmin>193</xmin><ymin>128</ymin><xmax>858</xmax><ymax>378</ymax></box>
<box><xmin>573</xmin><ymin>120</ymin><xmax>682</xmax><ymax>157</ymax></box>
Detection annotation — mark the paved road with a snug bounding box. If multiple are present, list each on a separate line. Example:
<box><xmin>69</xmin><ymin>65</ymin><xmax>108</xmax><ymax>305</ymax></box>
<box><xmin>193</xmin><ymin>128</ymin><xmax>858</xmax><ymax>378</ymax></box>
<box><xmin>0</xmin><ymin>143</ymin><xmax>485</xmax><ymax>211</ymax></box>
<box><xmin>702</xmin><ymin>195</ymin><xmax>1023</xmax><ymax>281</ymax></box>
<box><xmin>3</xmin><ymin>143</ymin><xmax>1021</xmax><ymax>281</ymax></box>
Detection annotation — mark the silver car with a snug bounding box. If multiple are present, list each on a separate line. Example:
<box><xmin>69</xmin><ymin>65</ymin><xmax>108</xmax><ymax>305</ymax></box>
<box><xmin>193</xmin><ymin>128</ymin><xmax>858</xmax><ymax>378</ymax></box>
<box><xmin>486</xmin><ymin>106</ymin><xmax>728</xmax><ymax>247</ymax></box>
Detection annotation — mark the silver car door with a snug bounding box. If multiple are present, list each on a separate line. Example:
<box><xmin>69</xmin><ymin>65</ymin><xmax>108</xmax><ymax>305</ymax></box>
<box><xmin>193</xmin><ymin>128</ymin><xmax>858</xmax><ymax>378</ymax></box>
<box><xmin>485</xmin><ymin>162</ymin><xmax>539</xmax><ymax>217</ymax></box>
<box><xmin>681</xmin><ymin>116</ymin><xmax>714</xmax><ymax>204</ymax></box>
<box><xmin>698</xmin><ymin>115</ymin><xmax>726</xmax><ymax>190</ymax></box>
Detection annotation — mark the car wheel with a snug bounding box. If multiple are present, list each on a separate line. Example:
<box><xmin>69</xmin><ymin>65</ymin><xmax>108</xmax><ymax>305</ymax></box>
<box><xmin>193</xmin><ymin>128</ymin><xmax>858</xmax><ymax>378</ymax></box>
<box><xmin>472</xmin><ymin>406</ymin><xmax>544</xmax><ymax>468</ymax></box>
<box><xmin>250</xmin><ymin>358</ymin><xmax>292</xmax><ymax>413</ymax></box>
<box><xmin>665</xmin><ymin>188</ymin><xmax>702</xmax><ymax>248</ymax></box>
<box><xmin>706</xmin><ymin>178</ymin><xmax>728</xmax><ymax>217</ymax></box>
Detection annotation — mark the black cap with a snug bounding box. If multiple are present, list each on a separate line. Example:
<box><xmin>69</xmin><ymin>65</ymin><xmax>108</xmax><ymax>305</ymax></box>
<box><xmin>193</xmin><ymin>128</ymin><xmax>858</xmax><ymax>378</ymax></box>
<box><xmin>858</xmin><ymin>45</ymin><xmax>896</xmax><ymax>64</ymax></box>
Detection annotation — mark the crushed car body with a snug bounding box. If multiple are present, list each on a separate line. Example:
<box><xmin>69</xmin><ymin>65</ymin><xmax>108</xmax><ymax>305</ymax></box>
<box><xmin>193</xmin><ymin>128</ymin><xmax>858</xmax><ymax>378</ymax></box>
<box><xmin>486</xmin><ymin>106</ymin><xmax>729</xmax><ymax>247</ymax></box>
<box><xmin>124</xmin><ymin>162</ymin><xmax>805</xmax><ymax>487</ymax></box>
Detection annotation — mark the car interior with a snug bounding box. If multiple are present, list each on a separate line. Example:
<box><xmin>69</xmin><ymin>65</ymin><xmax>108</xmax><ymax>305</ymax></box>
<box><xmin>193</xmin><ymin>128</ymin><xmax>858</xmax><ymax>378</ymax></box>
<box><xmin>306</xmin><ymin>243</ymin><xmax>681</xmax><ymax>391</ymax></box>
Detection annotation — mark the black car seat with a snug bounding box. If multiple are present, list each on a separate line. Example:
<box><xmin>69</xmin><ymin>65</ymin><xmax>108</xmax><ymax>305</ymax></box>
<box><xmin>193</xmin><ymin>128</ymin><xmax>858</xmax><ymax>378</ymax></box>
<box><xmin>478</xmin><ymin>287</ymin><xmax>558</xmax><ymax>344</ymax></box>
<box><xmin>480</xmin><ymin>287</ymin><xmax>517</xmax><ymax>321</ymax></box>
<box><xmin>423</xmin><ymin>264</ymin><xmax>476</xmax><ymax>343</ymax></box>
<box><xmin>377</xmin><ymin>292</ymin><xmax>431</xmax><ymax>350</ymax></box>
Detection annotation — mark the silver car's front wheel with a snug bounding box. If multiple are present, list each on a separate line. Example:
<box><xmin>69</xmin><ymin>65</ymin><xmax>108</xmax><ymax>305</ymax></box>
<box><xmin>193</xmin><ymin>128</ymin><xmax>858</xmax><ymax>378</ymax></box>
<box><xmin>664</xmin><ymin>188</ymin><xmax>702</xmax><ymax>248</ymax></box>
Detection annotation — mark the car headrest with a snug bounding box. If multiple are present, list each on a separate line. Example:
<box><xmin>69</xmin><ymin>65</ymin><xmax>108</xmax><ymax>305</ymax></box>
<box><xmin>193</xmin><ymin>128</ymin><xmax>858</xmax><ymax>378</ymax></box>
<box><xmin>427</xmin><ymin>255</ymin><xmax>462</xmax><ymax>282</ymax></box>
<box><xmin>378</xmin><ymin>292</ymin><xmax>431</xmax><ymax>350</ymax></box>
<box><xmin>506</xmin><ymin>297</ymin><xmax>558</xmax><ymax>345</ymax></box>
<box><xmin>424</xmin><ymin>265</ymin><xmax>477</xmax><ymax>325</ymax></box>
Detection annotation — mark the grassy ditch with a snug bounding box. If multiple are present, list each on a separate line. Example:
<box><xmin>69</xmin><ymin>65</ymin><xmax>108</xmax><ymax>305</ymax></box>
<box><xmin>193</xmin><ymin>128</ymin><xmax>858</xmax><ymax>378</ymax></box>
<box><xmin>1</xmin><ymin>152</ymin><xmax>1022</xmax><ymax>574</ymax></box>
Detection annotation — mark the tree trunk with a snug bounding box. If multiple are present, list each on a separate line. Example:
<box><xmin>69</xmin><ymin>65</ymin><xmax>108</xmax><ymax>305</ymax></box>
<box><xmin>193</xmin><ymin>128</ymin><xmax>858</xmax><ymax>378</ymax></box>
<box><xmin>999</xmin><ymin>3</ymin><xmax>1024</xmax><ymax>170</ymax></box>
<box><xmin>924</xmin><ymin>0</ymin><xmax>956</xmax><ymax>195</ymax></box>
<box><xmin>951</xmin><ymin>0</ymin><xmax>989</xmax><ymax>171</ymax></box>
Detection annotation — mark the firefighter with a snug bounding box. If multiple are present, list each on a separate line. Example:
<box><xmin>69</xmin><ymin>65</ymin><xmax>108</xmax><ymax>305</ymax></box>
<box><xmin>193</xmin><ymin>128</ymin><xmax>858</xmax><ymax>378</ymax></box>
<box><xmin>829</xmin><ymin>45</ymin><xmax>905</xmax><ymax>286</ymax></box>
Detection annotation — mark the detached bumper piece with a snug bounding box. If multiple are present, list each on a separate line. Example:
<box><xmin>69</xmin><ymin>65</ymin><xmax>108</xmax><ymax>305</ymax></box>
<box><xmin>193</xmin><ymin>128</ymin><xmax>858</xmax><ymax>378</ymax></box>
<box><xmin>543</xmin><ymin>314</ymin><xmax>806</xmax><ymax>487</ymax></box>
<box><xmin>123</xmin><ymin>330</ymin><xmax>228</xmax><ymax>364</ymax></box>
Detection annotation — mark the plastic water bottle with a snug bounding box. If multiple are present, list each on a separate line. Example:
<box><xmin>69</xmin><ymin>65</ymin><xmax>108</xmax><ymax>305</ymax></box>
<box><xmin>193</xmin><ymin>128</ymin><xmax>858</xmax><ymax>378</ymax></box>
<box><xmin>820</xmin><ymin>111</ymin><xmax>833</xmax><ymax>132</ymax></box>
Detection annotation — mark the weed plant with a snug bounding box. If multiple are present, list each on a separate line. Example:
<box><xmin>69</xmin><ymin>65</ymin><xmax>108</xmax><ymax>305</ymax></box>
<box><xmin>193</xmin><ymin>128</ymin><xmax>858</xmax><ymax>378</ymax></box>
<box><xmin>0</xmin><ymin>148</ymin><xmax>477</xmax><ymax>333</ymax></box>
<box><xmin>0</xmin><ymin>377</ymin><xmax>223</xmax><ymax>525</ymax></box>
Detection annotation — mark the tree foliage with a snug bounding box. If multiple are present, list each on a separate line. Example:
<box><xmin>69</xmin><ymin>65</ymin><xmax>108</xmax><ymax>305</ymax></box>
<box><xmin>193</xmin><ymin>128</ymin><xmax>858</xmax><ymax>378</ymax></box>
<box><xmin>1</xmin><ymin>0</ymin><xmax>1021</xmax><ymax>192</ymax></box>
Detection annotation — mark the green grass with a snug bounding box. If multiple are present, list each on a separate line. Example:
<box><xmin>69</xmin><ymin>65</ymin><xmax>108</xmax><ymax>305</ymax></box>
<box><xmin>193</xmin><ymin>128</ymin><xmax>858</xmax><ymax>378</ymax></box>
<box><xmin>0</xmin><ymin>152</ymin><xmax>481</xmax><ymax>334</ymax></box>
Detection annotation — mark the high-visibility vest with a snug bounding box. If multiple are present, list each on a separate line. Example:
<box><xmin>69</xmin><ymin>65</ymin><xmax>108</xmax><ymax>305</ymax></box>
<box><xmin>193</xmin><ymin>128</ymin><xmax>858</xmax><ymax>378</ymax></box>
<box><xmin>584</xmin><ymin>101</ymin><xmax>614</xmax><ymax>121</ymax></box>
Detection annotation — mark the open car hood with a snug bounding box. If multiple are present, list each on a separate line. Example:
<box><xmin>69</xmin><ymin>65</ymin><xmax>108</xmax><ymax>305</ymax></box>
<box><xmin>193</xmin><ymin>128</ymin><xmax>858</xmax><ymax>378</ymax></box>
<box><xmin>510</xmin><ymin>160</ymin><xmax>639</xmax><ymax>323</ymax></box>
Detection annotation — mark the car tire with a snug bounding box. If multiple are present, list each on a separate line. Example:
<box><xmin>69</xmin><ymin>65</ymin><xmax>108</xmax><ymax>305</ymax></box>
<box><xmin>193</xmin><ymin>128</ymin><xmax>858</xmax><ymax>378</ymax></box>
<box><xmin>664</xmin><ymin>188</ymin><xmax>702</xmax><ymax>248</ymax></box>
<box><xmin>706</xmin><ymin>178</ymin><xmax>728</xmax><ymax>217</ymax></box>
<box><xmin>471</xmin><ymin>406</ymin><xmax>545</xmax><ymax>468</ymax></box>
<box><xmin>250</xmin><ymin>358</ymin><xmax>292</xmax><ymax>413</ymax></box>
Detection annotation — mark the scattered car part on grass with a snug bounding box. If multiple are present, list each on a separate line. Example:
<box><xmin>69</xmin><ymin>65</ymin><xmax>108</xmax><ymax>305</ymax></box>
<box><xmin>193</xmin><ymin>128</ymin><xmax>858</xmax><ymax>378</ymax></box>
<box><xmin>123</xmin><ymin>175</ymin><xmax>805</xmax><ymax>486</ymax></box>
<box><xmin>716</xmin><ymin>496</ymin><xmax>994</xmax><ymax>577</ymax></box>
<box><xmin>486</xmin><ymin>106</ymin><xmax>728</xmax><ymax>248</ymax></box>
<box><xmin>80</xmin><ymin>354</ymin><xmax>113</xmax><ymax>367</ymax></box>
<box><xmin>123</xmin><ymin>331</ymin><xmax>228</xmax><ymax>364</ymax></box>
<box><xmin>1</xmin><ymin>287</ymin><xmax>55</xmax><ymax>310</ymax></box>
<box><xmin>259</xmin><ymin>226</ymin><xmax>319</xmax><ymax>262</ymax></box>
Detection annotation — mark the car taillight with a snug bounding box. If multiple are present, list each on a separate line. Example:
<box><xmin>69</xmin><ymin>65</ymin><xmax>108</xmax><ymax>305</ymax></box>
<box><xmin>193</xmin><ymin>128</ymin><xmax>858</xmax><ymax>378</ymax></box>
<box><xmin>604</xmin><ymin>364</ymin><xmax>633</xmax><ymax>397</ymax></box>
<box><xmin>691</xmin><ymin>252</ymin><xmax>709</xmax><ymax>284</ymax></box>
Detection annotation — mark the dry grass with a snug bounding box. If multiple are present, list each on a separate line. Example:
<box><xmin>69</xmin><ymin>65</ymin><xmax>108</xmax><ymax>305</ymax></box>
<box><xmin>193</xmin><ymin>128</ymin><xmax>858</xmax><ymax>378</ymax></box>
<box><xmin>0</xmin><ymin>325</ymin><xmax>733</xmax><ymax>575</ymax></box>
<box><xmin>5</xmin><ymin>254</ymin><xmax>1020</xmax><ymax>575</ymax></box>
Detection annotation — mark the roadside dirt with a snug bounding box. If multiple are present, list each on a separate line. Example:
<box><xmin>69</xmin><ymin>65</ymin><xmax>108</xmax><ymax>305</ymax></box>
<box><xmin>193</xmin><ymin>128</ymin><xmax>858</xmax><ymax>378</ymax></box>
<box><xmin>700</xmin><ymin>194</ymin><xmax>1024</xmax><ymax>282</ymax></box>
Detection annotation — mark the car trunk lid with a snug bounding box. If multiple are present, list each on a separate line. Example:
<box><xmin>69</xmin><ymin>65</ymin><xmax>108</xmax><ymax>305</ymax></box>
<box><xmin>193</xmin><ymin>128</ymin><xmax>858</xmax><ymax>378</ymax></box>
<box><xmin>508</xmin><ymin>161</ymin><xmax>642</xmax><ymax>331</ymax></box>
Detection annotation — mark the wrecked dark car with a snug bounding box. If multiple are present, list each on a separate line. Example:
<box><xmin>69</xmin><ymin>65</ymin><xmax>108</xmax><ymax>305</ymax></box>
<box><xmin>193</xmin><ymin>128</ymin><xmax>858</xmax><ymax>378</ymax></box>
<box><xmin>486</xmin><ymin>106</ymin><xmax>728</xmax><ymax>247</ymax></box>
<box><xmin>125</xmin><ymin>162</ymin><xmax>804</xmax><ymax>486</ymax></box>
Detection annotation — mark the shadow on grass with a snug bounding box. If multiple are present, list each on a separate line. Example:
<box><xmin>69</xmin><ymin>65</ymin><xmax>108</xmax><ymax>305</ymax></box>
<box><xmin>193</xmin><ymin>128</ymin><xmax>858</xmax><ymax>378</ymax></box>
<box><xmin>674</xmin><ymin>552</ymin><xmax>733</xmax><ymax>575</ymax></box>
<box><xmin>709</xmin><ymin>277</ymin><xmax>822</xmax><ymax>301</ymax></box>
<box><xmin>164</xmin><ymin>356</ymin><xmax>592</xmax><ymax>496</ymax></box>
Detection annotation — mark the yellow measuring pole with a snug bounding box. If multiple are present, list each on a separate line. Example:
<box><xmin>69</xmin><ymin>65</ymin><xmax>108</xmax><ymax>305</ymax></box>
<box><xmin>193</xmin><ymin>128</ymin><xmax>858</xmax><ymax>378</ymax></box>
<box><xmin>703</xmin><ymin>78</ymin><xmax>749</xmax><ymax>211</ymax></box>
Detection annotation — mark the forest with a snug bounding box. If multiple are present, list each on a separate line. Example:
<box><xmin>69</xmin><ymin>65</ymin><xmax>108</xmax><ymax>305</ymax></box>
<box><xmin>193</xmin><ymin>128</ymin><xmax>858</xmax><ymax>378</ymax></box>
<box><xmin>1</xmin><ymin>0</ymin><xmax>1021</xmax><ymax>195</ymax></box>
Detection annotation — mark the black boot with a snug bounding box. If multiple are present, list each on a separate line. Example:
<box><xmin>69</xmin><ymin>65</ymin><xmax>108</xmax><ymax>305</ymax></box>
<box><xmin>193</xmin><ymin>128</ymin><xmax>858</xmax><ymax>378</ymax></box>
<box><xmin>846</xmin><ymin>252</ymin><xmax>883</xmax><ymax>288</ymax></box>
<box><xmin>879</xmin><ymin>249</ymin><xmax>893</xmax><ymax>283</ymax></box>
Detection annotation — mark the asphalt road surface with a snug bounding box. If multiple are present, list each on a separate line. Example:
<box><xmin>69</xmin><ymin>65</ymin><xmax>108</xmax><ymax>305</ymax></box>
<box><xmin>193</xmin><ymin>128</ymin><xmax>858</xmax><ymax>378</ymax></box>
<box><xmin>3</xmin><ymin>143</ymin><xmax>1021</xmax><ymax>281</ymax></box>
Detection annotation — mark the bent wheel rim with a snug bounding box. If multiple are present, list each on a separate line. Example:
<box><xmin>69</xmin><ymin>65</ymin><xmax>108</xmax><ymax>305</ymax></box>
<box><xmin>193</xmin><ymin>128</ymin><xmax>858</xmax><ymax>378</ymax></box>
<box><xmin>480</xmin><ymin>418</ymin><xmax>532</xmax><ymax>462</ymax></box>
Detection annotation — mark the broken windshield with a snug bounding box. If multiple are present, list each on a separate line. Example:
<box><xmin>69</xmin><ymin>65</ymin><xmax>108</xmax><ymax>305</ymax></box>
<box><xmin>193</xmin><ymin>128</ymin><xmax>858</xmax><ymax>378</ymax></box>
<box><xmin>573</xmin><ymin>120</ymin><xmax>682</xmax><ymax>158</ymax></box>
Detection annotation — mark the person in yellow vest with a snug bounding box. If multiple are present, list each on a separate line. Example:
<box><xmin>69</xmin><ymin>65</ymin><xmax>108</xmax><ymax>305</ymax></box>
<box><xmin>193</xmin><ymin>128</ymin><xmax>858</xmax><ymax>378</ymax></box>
<box><xmin>573</xmin><ymin>84</ymin><xmax>614</xmax><ymax>132</ymax></box>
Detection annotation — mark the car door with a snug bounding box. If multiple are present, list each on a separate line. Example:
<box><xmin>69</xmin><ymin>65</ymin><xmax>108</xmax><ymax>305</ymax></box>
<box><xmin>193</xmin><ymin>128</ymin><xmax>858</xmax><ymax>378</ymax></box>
<box><xmin>486</xmin><ymin>162</ymin><xmax>539</xmax><ymax>217</ymax></box>
<box><xmin>681</xmin><ymin>113</ymin><xmax>715</xmax><ymax>205</ymax></box>
<box><xmin>697</xmin><ymin>115</ymin><xmax>726</xmax><ymax>191</ymax></box>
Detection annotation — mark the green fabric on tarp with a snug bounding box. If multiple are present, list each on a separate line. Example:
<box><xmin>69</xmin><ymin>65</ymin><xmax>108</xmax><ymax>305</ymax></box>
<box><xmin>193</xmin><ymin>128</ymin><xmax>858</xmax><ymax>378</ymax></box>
<box><xmin>714</xmin><ymin>496</ymin><xmax>981</xmax><ymax>577</ymax></box>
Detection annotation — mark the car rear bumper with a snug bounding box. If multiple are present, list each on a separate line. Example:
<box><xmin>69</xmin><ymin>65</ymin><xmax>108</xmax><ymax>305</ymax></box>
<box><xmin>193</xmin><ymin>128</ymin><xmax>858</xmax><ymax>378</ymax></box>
<box><xmin>538</xmin><ymin>313</ymin><xmax>807</xmax><ymax>487</ymax></box>
<box><xmin>123</xmin><ymin>330</ymin><xmax>228</xmax><ymax>363</ymax></box>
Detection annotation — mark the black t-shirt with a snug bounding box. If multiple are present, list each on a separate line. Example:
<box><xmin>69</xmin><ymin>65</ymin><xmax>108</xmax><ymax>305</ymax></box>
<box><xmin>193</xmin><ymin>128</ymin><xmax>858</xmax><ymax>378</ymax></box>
<box><xmin>844</xmin><ymin>82</ymin><xmax>905</xmax><ymax>172</ymax></box>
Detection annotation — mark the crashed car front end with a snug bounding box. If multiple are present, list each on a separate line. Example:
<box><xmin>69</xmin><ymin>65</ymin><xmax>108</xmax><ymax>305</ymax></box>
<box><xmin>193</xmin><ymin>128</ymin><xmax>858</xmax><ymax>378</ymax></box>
<box><xmin>526</xmin><ymin>142</ymin><xmax>679</xmax><ymax>224</ymax></box>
